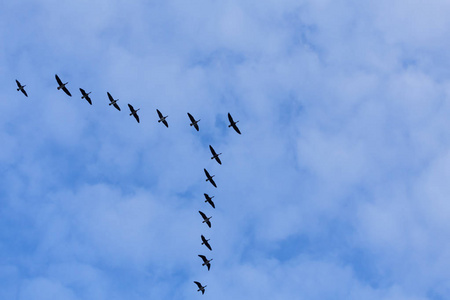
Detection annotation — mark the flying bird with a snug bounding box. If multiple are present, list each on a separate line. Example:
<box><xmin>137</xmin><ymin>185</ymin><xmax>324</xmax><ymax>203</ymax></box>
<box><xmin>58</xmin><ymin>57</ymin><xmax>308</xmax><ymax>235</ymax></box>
<box><xmin>107</xmin><ymin>92</ymin><xmax>121</xmax><ymax>111</ymax></box>
<box><xmin>194</xmin><ymin>281</ymin><xmax>206</xmax><ymax>295</ymax></box>
<box><xmin>128</xmin><ymin>104</ymin><xmax>140</xmax><ymax>123</ymax></box>
<box><xmin>228</xmin><ymin>112</ymin><xmax>241</xmax><ymax>134</ymax></box>
<box><xmin>156</xmin><ymin>109</ymin><xmax>168</xmax><ymax>127</ymax></box>
<box><xmin>204</xmin><ymin>193</ymin><xmax>215</xmax><ymax>209</ymax></box>
<box><xmin>55</xmin><ymin>74</ymin><xmax>71</xmax><ymax>97</ymax></box>
<box><xmin>199</xmin><ymin>211</ymin><xmax>212</xmax><ymax>228</ymax></box>
<box><xmin>209</xmin><ymin>145</ymin><xmax>222</xmax><ymax>165</ymax></box>
<box><xmin>187</xmin><ymin>112</ymin><xmax>200</xmax><ymax>131</ymax></box>
<box><xmin>198</xmin><ymin>255</ymin><xmax>213</xmax><ymax>271</ymax></box>
<box><xmin>201</xmin><ymin>235</ymin><xmax>212</xmax><ymax>251</ymax></box>
<box><xmin>79</xmin><ymin>88</ymin><xmax>92</xmax><ymax>105</ymax></box>
<box><xmin>204</xmin><ymin>168</ymin><xmax>217</xmax><ymax>188</ymax></box>
<box><xmin>15</xmin><ymin>80</ymin><xmax>28</xmax><ymax>97</ymax></box>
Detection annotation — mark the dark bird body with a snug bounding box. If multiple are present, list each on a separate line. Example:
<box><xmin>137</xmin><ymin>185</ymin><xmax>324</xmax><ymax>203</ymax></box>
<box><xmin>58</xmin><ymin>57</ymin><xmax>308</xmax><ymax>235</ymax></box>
<box><xmin>209</xmin><ymin>145</ymin><xmax>222</xmax><ymax>165</ymax></box>
<box><xmin>79</xmin><ymin>88</ymin><xmax>92</xmax><ymax>105</ymax></box>
<box><xmin>204</xmin><ymin>168</ymin><xmax>217</xmax><ymax>188</ymax></box>
<box><xmin>187</xmin><ymin>112</ymin><xmax>200</xmax><ymax>131</ymax></box>
<box><xmin>201</xmin><ymin>235</ymin><xmax>212</xmax><ymax>251</ymax></box>
<box><xmin>198</xmin><ymin>255</ymin><xmax>213</xmax><ymax>271</ymax></box>
<box><xmin>55</xmin><ymin>74</ymin><xmax>71</xmax><ymax>97</ymax></box>
<box><xmin>156</xmin><ymin>109</ymin><xmax>169</xmax><ymax>127</ymax></box>
<box><xmin>228</xmin><ymin>112</ymin><xmax>241</xmax><ymax>134</ymax></box>
<box><xmin>107</xmin><ymin>92</ymin><xmax>121</xmax><ymax>111</ymax></box>
<box><xmin>194</xmin><ymin>281</ymin><xmax>206</xmax><ymax>294</ymax></box>
<box><xmin>204</xmin><ymin>193</ymin><xmax>215</xmax><ymax>209</ymax></box>
<box><xmin>15</xmin><ymin>80</ymin><xmax>28</xmax><ymax>97</ymax></box>
<box><xmin>199</xmin><ymin>211</ymin><xmax>212</xmax><ymax>228</ymax></box>
<box><xmin>128</xmin><ymin>104</ymin><xmax>140</xmax><ymax>123</ymax></box>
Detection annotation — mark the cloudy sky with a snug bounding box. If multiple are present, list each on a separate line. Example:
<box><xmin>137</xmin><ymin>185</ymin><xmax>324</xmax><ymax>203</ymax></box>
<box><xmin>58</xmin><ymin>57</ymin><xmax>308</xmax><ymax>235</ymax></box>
<box><xmin>1</xmin><ymin>0</ymin><xmax>450</xmax><ymax>299</ymax></box>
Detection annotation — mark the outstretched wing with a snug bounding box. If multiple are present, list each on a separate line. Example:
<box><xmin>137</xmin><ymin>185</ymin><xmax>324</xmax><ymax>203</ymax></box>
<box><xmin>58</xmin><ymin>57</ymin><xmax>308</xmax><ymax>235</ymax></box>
<box><xmin>113</xmin><ymin>103</ymin><xmax>121</xmax><ymax>111</ymax></box>
<box><xmin>206</xmin><ymin>262</ymin><xmax>210</xmax><ymax>271</ymax></box>
<box><xmin>205</xmin><ymin>240</ymin><xmax>212</xmax><ymax>251</ymax></box>
<box><xmin>228</xmin><ymin>112</ymin><xmax>234</xmax><ymax>124</ymax></box>
<box><xmin>209</xmin><ymin>177</ymin><xmax>217</xmax><ymax>188</ymax></box>
<box><xmin>134</xmin><ymin>113</ymin><xmax>140</xmax><ymax>123</ymax></box>
<box><xmin>22</xmin><ymin>89</ymin><xmax>28</xmax><ymax>97</ymax></box>
<box><xmin>85</xmin><ymin>95</ymin><xmax>92</xmax><ymax>105</ymax></box>
<box><xmin>194</xmin><ymin>122</ymin><xmax>199</xmax><ymax>131</ymax></box>
<box><xmin>62</xmin><ymin>86</ymin><xmax>72</xmax><ymax>97</ymax></box>
<box><xmin>157</xmin><ymin>109</ymin><xmax>163</xmax><ymax>119</ymax></box>
<box><xmin>107</xmin><ymin>92</ymin><xmax>114</xmax><ymax>102</ymax></box>
<box><xmin>204</xmin><ymin>168</ymin><xmax>210</xmax><ymax>178</ymax></box>
<box><xmin>194</xmin><ymin>281</ymin><xmax>202</xmax><ymax>289</ymax></box>
<box><xmin>187</xmin><ymin>112</ymin><xmax>195</xmax><ymax>123</ymax></box>
<box><xmin>209</xmin><ymin>145</ymin><xmax>217</xmax><ymax>156</ymax></box>
<box><xmin>55</xmin><ymin>74</ymin><xmax>63</xmax><ymax>85</ymax></box>
<box><xmin>206</xmin><ymin>219</ymin><xmax>211</xmax><ymax>228</ymax></box>
<box><xmin>80</xmin><ymin>88</ymin><xmax>86</xmax><ymax>96</ymax></box>
<box><xmin>232</xmin><ymin>123</ymin><xmax>241</xmax><ymax>134</ymax></box>
<box><xmin>208</xmin><ymin>199</ymin><xmax>215</xmax><ymax>209</ymax></box>
<box><xmin>215</xmin><ymin>156</ymin><xmax>222</xmax><ymax>165</ymax></box>
<box><xmin>128</xmin><ymin>104</ymin><xmax>135</xmax><ymax>112</ymax></box>
<box><xmin>198</xmin><ymin>254</ymin><xmax>207</xmax><ymax>262</ymax></box>
<box><xmin>162</xmin><ymin>119</ymin><xmax>168</xmax><ymax>128</ymax></box>
<box><xmin>15</xmin><ymin>80</ymin><xmax>21</xmax><ymax>88</ymax></box>
<box><xmin>199</xmin><ymin>211</ymin><xmax>207</xmax><ymax>220</ymax></box>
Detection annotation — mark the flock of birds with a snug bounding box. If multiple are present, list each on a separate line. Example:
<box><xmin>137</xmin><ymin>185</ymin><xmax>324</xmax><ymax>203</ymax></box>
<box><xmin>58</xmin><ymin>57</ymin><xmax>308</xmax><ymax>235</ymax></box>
<box><xmin>15</xmin><ymin>75</ymin><xmax>242</xmax><ymax>295</ymax></box>
<box><xmin>15</xmin><ymin>76</ymin><xmax>242</xmax><ymax>132</ymax></box>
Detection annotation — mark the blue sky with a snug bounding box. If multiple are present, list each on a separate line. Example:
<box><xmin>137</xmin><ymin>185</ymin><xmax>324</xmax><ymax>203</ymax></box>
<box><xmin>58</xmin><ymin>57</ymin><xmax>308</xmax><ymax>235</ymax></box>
<box><xmin>1</xmin><ymin>0</ymin><xmax>450</xmax><ymax>299</ymax></box>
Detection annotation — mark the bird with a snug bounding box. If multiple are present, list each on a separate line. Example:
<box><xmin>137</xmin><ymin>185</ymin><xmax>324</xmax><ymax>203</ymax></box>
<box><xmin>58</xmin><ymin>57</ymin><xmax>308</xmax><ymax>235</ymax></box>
<box><xmin>55</xmin><ymin>74</ymin><xmax>71</xmax><ymax>97</ymax></box>
<box><xmin>194</xmin><ymin>281</ymin><xmax>206</xmax><ymax>295</ymax></box>
<box><xmin>128</xmin><ymin>104</ymin><xmax>140</xmax><ymax>123</ymax></box>
<box><xmin>199</xmin><ymin>211</ymin><xmax>212</xmax><ymax>228</ymax></box>
<box><xmin>204</xmin><ymin>168</ymin><xmax>217</xmax><ymax>188</ymax></box>
<box><xmin>201</xmin><ymin>235</ymin><xmax>212</xmax><ymax>251</ymax></box>
<box><xmin>228</xmin><ymin>112</ymin><xmax>241</xmax><ymax>134</ymax></box>
<box><xmin>156</xmin><ymin>109</ymin><xmax>168</xmax><ymax>127</ymax></box>
<box><xmin>79</xmin><ymin>88</ymin><xmax>92</xmax><ymax>105</ymax></box>
<box><xmin>198</xmin><ymin>255</ymin><xmax>213</xmax><ymax>271</ymax></box>
<box><xmin>107</xmin><ymin>92</ymin><xmax>121</xmax><ymax>111</ymax></box>
<box><xmin>187</xmin><ymin>112</ymin><xmax>200</xmax><ymax>131</ymax></box>
<box><xmin>15</xmin><ymin>80</ymin><xmax>28</xmax><ymax>97</ymax></box>
<box><xmin>204</xmin><ymin>193</ymin><xmax>215</xmax><ymax>209</ymax></box>
<box><xmin>209</xmin><ymin>145</ymin><xmax>222</xmax><ymax>165</ymax></box>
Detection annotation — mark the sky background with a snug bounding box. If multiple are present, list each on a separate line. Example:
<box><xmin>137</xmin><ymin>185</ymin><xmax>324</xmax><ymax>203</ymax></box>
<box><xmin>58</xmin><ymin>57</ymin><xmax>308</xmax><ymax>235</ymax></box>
<box><xmin>1</xmin><ymin>0</ymin><xmax>450</xmax><ymax>299</ymax></box>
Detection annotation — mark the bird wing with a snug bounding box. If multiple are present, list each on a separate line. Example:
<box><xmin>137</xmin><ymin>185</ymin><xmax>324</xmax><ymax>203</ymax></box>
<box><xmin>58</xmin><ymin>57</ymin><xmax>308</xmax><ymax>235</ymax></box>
<box><xmin>134</xmin><ymin>113</ymin><xmax>140</xmax><ymax>123</ymax></box>
<box><xmin>198</xmin><ymin>254</ymin><xmax>207</xmax><ymax>262</ymax></box>
<box><xmin>128</xmin><ymin>104</ymin><xmax>134</xmax><ymax>112</ymax></box>
<box><xmin>233</xmin><ymin>124</ymin><xmax>241</xmax><ymax>134</ymax></box>
<box><xmin>22</xmin><ymin>89</ymin><xmax>28</xmax><ymax>97</ymax></box>
<box><xmin>194</xmin><ymin>123</ymin><xmax>199</xmax><ymax>131</ymax></box>
<box><xmin>209</xmin><ymin>199</ymin><xmax>215</xmax><ymax>209</ymax></box>
<box><xmin>194</xmin><ymin>281</ymin><xmax>202</xmax><ymax>289</ymax></box>
<box><xmin>86</xmin><ymin>95</ymin><xmax>92</xmax><ymax>105</ymax></box>
<box><xmin>210</xmin><ymin>177</ymin><xmax>217</xmax><ymax>188</ymax></box>
<box><xmin>204</xmin><ymin>168</ymin><xmax>210</xmax><ymax>178</ymax></box>
<box><xmin>62</xmin><ymin>86</ymin><xmax>72</xmax><ymax>97</ymax></box>
<box><xmin>157</xmin><ymin>109</ymin><xmax>163</xmax><ymax>119</ymax></box>
<box><xmin>199</xmin><ymin>211</ymin><xmax>207</xmax><ymax>219</ymax></box>
<box><xmin>228</xmin><ymin>112</ymin><xmax>234</xmax><ymax>123</ymax></box>
<box><xmin>80</xmin><ymin>88</ymin><xmax>86</xmax><ymax>96</ymax></box>
<box><xmin>207</xmin><ymin>263</ymin><xmax>210</xmax><ymax>271</ymax></box>
<box><xmin>206</xmin><ymin>219</ymin><xmax>211</xmax><ymax>228</ymax></box>
<box><xmin>162</xmin><ymin>119</ymin><xmax>168</xmax><ymax>127</ymax></box>
<box><xmin>205</xmin><ymin>241</ymin><xmax>212</xmax><ymax>251</ymax></box>
<box><xmin>15</xmin><ymin>80</ymin><xmax>21</xmax><ymax>88</ymax></box>
<box><xmin>202</xmin><ymin>289</ymin><xmax>205</xmax><ymax>295</ymax></box>
<box><xmin>215</xmin><ymin>156</ymin><xmax>222</xmax><ymax>165</ymax></box>
<box><xmin>113</xmin><ymin>103</ymin><xmax>121</xmax><ymax>111</ymax></box>
<box><xmin>188</xmin><ymin>112</ymin><xmax>195</xmax><ymax>123</ymax></box>
<box><xmin>55</xmin><ymin>74</ymin><xmax>62</xmax><ymax>85</ymax></box>
<box><xmin>107</xmin><ymin>92</ymin><xmax>114</xmax><ymax>102</ymax></box>
<box><xmin>209</xmin><ymin>145</ymin><xmax>216</xmax><ymax>156</ymax></box>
